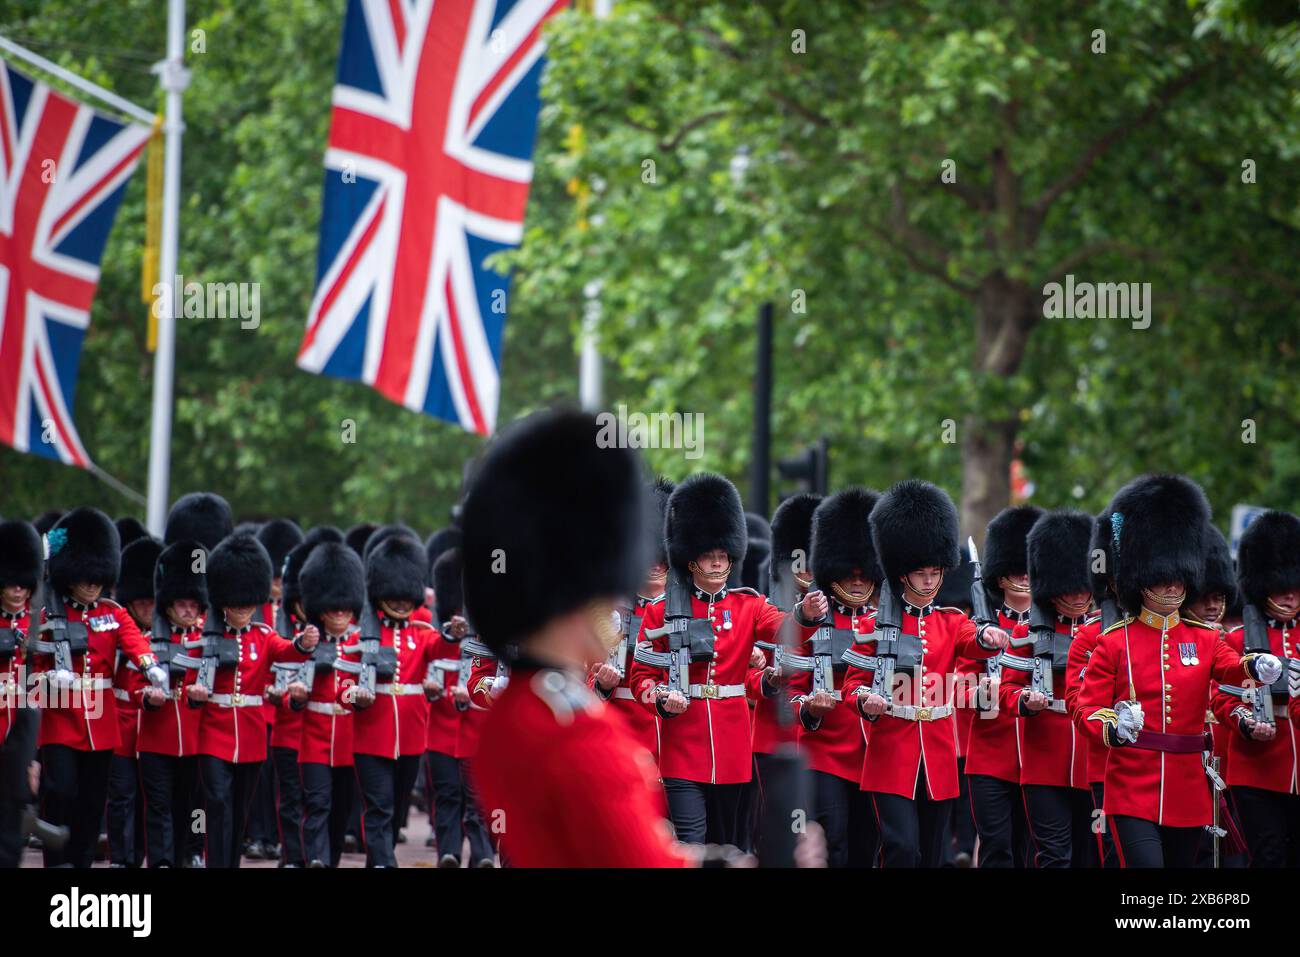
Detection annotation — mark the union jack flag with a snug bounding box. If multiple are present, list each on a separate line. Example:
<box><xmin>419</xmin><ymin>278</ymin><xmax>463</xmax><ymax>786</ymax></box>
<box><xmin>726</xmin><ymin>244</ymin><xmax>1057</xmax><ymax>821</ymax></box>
<box><xmin>0</xmin><ymin>60</ymin><xmax>149</xmax><ymax>467</ymax></box>
<box><xmin>298</xmin><ymin>0</ymin><xmax>565</xmax><ymax>435</ymax></box>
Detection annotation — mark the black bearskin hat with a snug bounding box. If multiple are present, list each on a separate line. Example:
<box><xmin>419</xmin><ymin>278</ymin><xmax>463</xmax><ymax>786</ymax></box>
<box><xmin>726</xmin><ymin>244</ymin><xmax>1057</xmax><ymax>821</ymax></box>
<box><xmin>345</xmin><ymin>523</ymin><xmax>378</xmax><ymax>557</ymax></box>
<box><xmin>664</xmin><ymin>473</ymin><xmax>746</xmax><ymax>573</ymax></box>
<box><xmin>1189</xmin><ymin>523</ymin><xmax>1238</xmax><ymax>608</ymax></box>
<box><xmin>116</xmin><ymin>537</ymin><xmax>162</xmax><ymax>605</ymax></box>
<box><xmin>746</xmin><ymin>512</ymin><xmax>771</xmax><ymax>545</ymax></box>
<box><xmin>1107</xmin><ymin>474</ymin><xmax>1211</xmax><ymax>614</ymax></box>
<box><xmin>981</xmin><ymin>505</ymin><xmax>1043</xmax><ymax>605</ymax></box>
<box><xmin>232</xmin><ymin>521</ymin><xmax>261</xmax><ymax>538</ymax></box>
<box><xmin>257</xmin><ymin>519</ymin><xmax>304</xmax><ymax>578</ymax></box>
<box><xmin>1088</xmin><ymin>512</ymin><xmax>1115</xmax><ymax>604</ymax></box>
<box><xmin>366</xmin><ymin>534</ymin><xmax>427</xmax><ymax>606</ymax></box>
<box><xmin>1237</xmin><ymin>510</ymin><xmax>1300</xmax><ymax>610</ymax></box>
<box><xmin>32</xmin><ymin>510</ymin><xmax>64</xmax><ymax>535</ymax></box>
<box><xmin>1027</xmin><ymin>510</ymin><xmax>1094</xmax><ymax>607</ymax></box>
<box><xmin>811</xmin><ymin>487</ymin><xmax>883</xmax><ymax>592</ymax></box>
<box><xmin>937</xmin><ymin>557</ymin><xmax>976</xmax><ymax>610</ymax></box>
<box><xmin>0</xmin><ymin>520</ymin><xmax>43</xmax><ymax>591</ymax></box>
<box><xmin>733</xmin><ymin>536</ymin><xmax>770</xmax><ymax>593</ymax></box>
<box><xmin>425</xmin><ymin>527</ymin><xmax>463</xmax><ymax>569</ymax></box>
<box><xmin>47</xmin><ymin>507</ymin><xmax>120</xmax><ymax>595</ymax></box>
<box><xmin>206</xmin><ymin>533</ymin><xmax>272</xmax><ymax>610</ymax></box>
<box><xmin>154</xmin><ymin>540</ymin><xmax>209</xmax><ymax>610</ymax></box>
<box><xmin>280</xmin><ymin>527</ymin><xmax>344</xmax><ymax>616</ymax></box>
<box><xmin>461</xmin><ymin>408</ymin><xmax>646</xmax><ymax>652</ymax></box>
<box><xmin>362</xmin><ymin>523</ymin><xmax>420</xmax><ymax>562</ymax></box>
<box><xmin>432</xmin><ymin>547</ymin><xmax>463</xmax><ymax>624</ymax></box>
<box><xmin>869</xmin><ymin>480</ymin><xmax>960</xmax><ymax>585</ymax></box>
<box><xmin>115</xmin><ymin>517</ymin><xmax>149</xmax><ymax>550</ymax></box>
<box><xmin>164</xmin><ymin>493</ymin><xmax>233</xmax><ymax>550</ymax></box>
<box><xmin>301</xmin><ymin>542</ymin><xmax>366</xmax><ymax>623</ymax></box>
<box><xmin>769</xmin><ymin>493</ymin><xmax>822</xmax><ymax>588</ymax></box>
<box><xmin>646</xmin><ymin>478</ymin><xmax>674</xmax><ymax>568</ymax></box>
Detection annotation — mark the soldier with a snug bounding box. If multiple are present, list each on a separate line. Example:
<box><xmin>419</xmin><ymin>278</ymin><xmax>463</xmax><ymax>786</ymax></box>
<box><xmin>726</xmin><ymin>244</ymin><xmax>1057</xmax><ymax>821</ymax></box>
<box><xmin>627</xmin><ymin>473</ymin><xmax>789</xmax><ymax>847</ymax></box>
<box><xmin>958</xmin><ymin>505</ymin><xmax>1041</xmax><ymax>868</ymax></box>
<box><xmin>163</xmin><ymin>493</ymin><xmax>233</xmax><ymax>552</ymax></box>
<box><xmin>1216</xmin><ymin>510</ymin><xmax>1300</xmax><ymax>867</ymax></box>
<box><xmin>342</xmin><ymin>534</ymin><xmax>440</xmax><ymax>867</ymax></box>
<box><xmin>843</xmin><ymin>480</ymin><xmax>1010</xmax><ymax>868</ymax></box>
<box><xmin>1078</xmin><ymin>474</ymin><xmax>1282</xmax><ymax>868</ymax></box>
<box><xmin>0</xmin><ymin>521</ymin><xmax>42</xmax><ymax>745</ymax></box>
<box><xmin>31</xmin><ymin>507</ymin><xmax>167</xmax><ymax>867</ymax></box>
<box><xmin>293</xmin><ymin>541</ymin><xmax>362</xmax><ymax>867</ymax></box>
<box><xmin>998</xmin><ymin>509</ymin><xmax>1095</xmax><ymax>867</ymax></box>
<box><xmin>190</xmin><ymin>533</ymin><xmax>317</xmax><ymax>868</ymax></box>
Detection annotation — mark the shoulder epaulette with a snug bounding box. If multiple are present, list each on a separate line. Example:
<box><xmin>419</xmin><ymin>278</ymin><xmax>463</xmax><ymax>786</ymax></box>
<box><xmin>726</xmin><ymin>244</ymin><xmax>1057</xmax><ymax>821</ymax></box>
<box><xmin>531</xmin><ymin>668</ymin><xmax>599</xmax><ymax>725</ymax></box>
<box><xmin>1101</xmin><ymin>617</ymin><xmax>1134</xmax><ymax>636</ymax></box>
<box><xmin>1183</xmin><ymin>619</ymin><xmax>1218</xmax><ymax>632</ymax></box>
<box><xmin>252</xmin><ymin>621</ymin><xmax>275</xmax><ymax>635</ymax></box>
<box><xmin>729</xmin><ymin>587</ymin><xmax>761</xmax><ymax>597</ymax></box>
<box><xmin>98</xmin><ymin>597</ymin><xmax>122</xmax><ymax>610</ymax></box>
<box><xmin>1227</xmin><ymin>625</ymin><xmax>1244</xmax><ymax>635</ymax></box>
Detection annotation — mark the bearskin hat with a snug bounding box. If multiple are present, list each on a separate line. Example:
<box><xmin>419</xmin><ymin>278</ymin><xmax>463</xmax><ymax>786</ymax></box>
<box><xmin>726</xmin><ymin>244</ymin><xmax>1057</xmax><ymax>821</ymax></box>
<box><xmin>432</xmin><ymin>547</ymin><xmax>464</xmax><ymax>624</ymax></box>
<box><xmin>301</xmin><ymin>542</ymin><xmax>366</xmax><ymax>623</ymax></box>
<box><xmin>981</xmin><ymin>505</ymin><xmax>1043</xmax><ymax>605</ymax></box>
<box><xmin>1027</xmin><ymin>510</ymin><xmax>1094</xmax><ymax>607</ymax></box>
<box><xmin>1107</xmin><ymin>474</ymin><xmax>1211</xmax><ymax>614</ymax></box>
<box><xmin>769</xmin><ymin>493</ymin><xmax>822</xmax><ymax>588</ymax></box>
<box><xmin>154</xmin><ymin>539</ymin><xmax>209</xmax><ymax>611</ymax></box>
<box><xmin>664</xmin><ymin>473</ymin><xmax>747</xmax><ymax>574</ymax></box>
<box><xmin>646</xmin><ymin>478</ymin><xmax>674</xmax><ymax>568</ymax></box>
<box><xmin>0</xmin><ymin>520</ymin><xmax>43</xmax><ymax>591</ymax></box>
<box><xmin>345</xmin><ymin>523</ymin><xmax>378</xmax><ymax>557</ymax></box>
<box><xmin>1088</xmin><ymin>512</ymin><xmax>1115</xmax><ymax>604</ymax></box>
<box><xmin>869</xmin><ymin>480</ymin><xmax>960</xmax><ymax>585</ymax></box>
<box><xmin>257</xmin><ymin>519</ymin><xmax>303</xmax><ymax>578</ymax></box>
<box><xmin>47</xmin><ymin>507</ymin><xmax>120</xmax><ymax>595</ymax></box>
<box><xmin>425</xmin><ymin>527</ymin><xmax>463</xmax><ymax>569</ymax></box>
<box><xmin>232</xmin><ymin>521</ymin><xmax>261</xmax><ymax>538</ymax></box>
<box><xmin>366</xmin><ymin>534</ymin><xmax>427</xmax><ymax>607</ymax></box>
<box><xmin>1189</xmin><ymin>523</ymin><xmax>1238</xmax><ymax>608</ymax></box>
<box><xmin>115</xmin><ymin>517</ymin><xmax>149</xmax><ymax>550</ymax></box>
<box><xmin>461</xmin><ymin>408</ymin><xmax>646</xmax><ymax>652</ymax></box>
<box><xmin>116</xmin><ymin>537</ymin><xmax>162</xmax><ymax>605</ymax></box>
<box><xmin>746</xmin><ymin>512</ymin><xmax>771</xmax><ymax>544</ymax></box>
<box><xmin>733</xmin><ymin>536</ymin><xmax>770</xmax><ymax>593</ymax></box>
<box><xmin>811</xmin><ymin>487</ymin><xmax>883</xmax><ymax>592</ymax></box>
<box><xmin>937</xmin><ymin>556</ymin><xmax>976</xmax><ymax>610</ymax></box>
<box><xmin>164</xmin><ymin>493</ymin><xmax>233</xmax><ymax>550</ymax></box>
<box><xmin>206</xmin><ymin>533</ymin><xmax>272</xmax><ymax>611</ymax></box>
<box><xmin>362</xmin><ymin>523</ymin><xmax>420</xmax><ymax>562</ymax></box>
<box><xmin>280</xmin><ymin>527</ymin><xmax>344</xmax><ymax>616</ymax></box>
<box><xmin>32</xmin><ymin>510</ymin><xmax>64</xmax><ymax>535</ymax></box>
<box><xmin>1237</xmin><ymin>510</ymin><xmax>1300</xmax><ymax>610</ymax></box>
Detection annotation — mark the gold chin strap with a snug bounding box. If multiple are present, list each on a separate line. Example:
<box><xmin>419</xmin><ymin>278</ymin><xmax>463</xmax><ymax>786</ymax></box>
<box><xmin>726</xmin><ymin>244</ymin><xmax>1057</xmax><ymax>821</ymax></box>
<box><xmin>1266</xmin><ymin>598</ymin><xmax>1299</xmax><ymax>622</ymax></box>
<box><xmin>379</xmin><ymin>601</ymin><xmax>411</xmax><ymax>621</ymax></box>
<box><xmin>1054</xmin><ymin>596</ymin><xmax>1091</xmax><ymax>618</ymax></box>
<box><xmin>999</xmin><ymin>577</ymin><xmax>1031</xmax><ymax>594</ymax></box>
<box><xmin>903</xmin><ymin>572</ymin><xmax>943</xmax><ymax>603</ymax></box>
<box><xmin>831</xmin><ymin>581</ymin><xmax>875</xmax><ymax>607</ymax></box>
<box><xmin>646</xmin><ymin>568</ymin><xmax>668</xmax><ymax>585</ymax></box>
<box><xmin>1141</xmin><ymin>586</ymin><xmax>1185</xmax><ymax>612</ymax></box>
<box><xmin>688</xmin><ymin>560</ymin><xmax>731</xmax><ymax>584</ymax></box>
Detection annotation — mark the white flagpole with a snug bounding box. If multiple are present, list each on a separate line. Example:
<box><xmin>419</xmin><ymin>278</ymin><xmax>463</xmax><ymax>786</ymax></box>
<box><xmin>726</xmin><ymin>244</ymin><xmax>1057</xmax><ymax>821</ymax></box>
<box><xmin>146</xmin><ymin>0</ymin><xmax>188</xmax><ymax>536</ymax></box>
<box><xmin>0</xmin><ymin>35</ymin><xmax>156</xmax><ymax>125</ymax></box>
<box><xmin>577</xmin><ymin>0</ymin><xmax>612</xmax><ymax>412</ymax></box>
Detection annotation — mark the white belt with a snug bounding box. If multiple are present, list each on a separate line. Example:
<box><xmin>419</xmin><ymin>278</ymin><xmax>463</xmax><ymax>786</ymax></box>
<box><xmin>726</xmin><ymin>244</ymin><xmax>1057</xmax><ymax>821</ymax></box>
<box><xmin>113</xmin><ymin>688</ymin><xmax>132</xmax><ymax>703</ymax></box>
<box><xmin>688</xmin><ymin>683</ymin><xmax>745</xmax><ymax>700</ymax></box>
<box><xmin>209</xmin><ymin>693</ymin><xmax>263</xmax><ymax>708</ymax></box>
<box><xmin>889</xmin><ymin>704</ymin><xmax>953</xmax><ymax>722</ymax></box>
<box><xmin>374</xmin><ymin>683</ymin><xmax>424</xmax><ymax>696</ymax></box>
<box><xmin>306</xmin><ymin>700</ymin><xmax>349</xmax><ymax>716</ymax></box>
<box><xmin>431</xmin><ymin>659</ymin><xmax>461</xmax><ymax>672</ymax></box>
<box><xmin>50</xmin><ymin>676</ymin><xmax>113</xmax><ymax>692</ymax></box>
<box><xmin>612</xmin><ymin>687</ymin><xmax>636</xmax><ymax>701</ymax></box>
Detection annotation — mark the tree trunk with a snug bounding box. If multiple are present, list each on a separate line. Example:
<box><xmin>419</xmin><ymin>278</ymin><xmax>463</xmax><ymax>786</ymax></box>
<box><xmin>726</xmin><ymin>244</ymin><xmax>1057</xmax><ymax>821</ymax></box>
<box><xmin>960</xmin><ymin>272</ymin><xmax>1035</xmax><ymax>545</ymax></box>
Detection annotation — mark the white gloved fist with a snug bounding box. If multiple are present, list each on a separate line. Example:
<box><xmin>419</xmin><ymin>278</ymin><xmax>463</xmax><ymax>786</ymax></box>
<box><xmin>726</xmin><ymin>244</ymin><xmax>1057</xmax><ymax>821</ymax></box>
<box><xmin>1115</xmin><ymin>699</ymin><xmax>1144</xmax><ymax>745</ymax></box>
<box><xmin>51</xmin><ymin>669</ymin><xmax>77</xmax><ymax>690</ymax></box>
<box><xmin>146</xmin><ymin>665</ymin><xmax>169</xmax><ymax>689</ymax></box>
<box><xmin>1255</xmin><ymin>654</ymin><xmax>1283</xmax><ymax>686</ymax></box>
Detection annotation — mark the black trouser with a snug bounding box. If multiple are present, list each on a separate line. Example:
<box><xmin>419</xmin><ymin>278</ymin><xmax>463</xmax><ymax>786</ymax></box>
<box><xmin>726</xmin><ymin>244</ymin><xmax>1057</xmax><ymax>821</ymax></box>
<box><xmin>1231</xmin><ymin>785</ymin><xmax>1300</xmax><ymax>868</ymax></box>
<box><xmin>107</xmin><ymin>753</ymin><xmax>143</xmax><ymax>866</ymax></box>
<box><xmin>1022</xmin><ymin>783</ymin><xmax>1093</xmax><ymax>868</ymax></box>
<box><xmin>1090</xmin><ymin>783</ymin><xmax>1119</xmax><ymax>869</ymax></box>
<box><xmin>1110</xmin><ymin>814</ymin><xmax>1203</xmax><ymax>868</ymax></box>
<box><xmin>870</xmin><ymin>768</ymin><xmax>952</xmax><ymax>868</ymax></box>
<box><xmin>199</xmin><ymin>756</ymin><xmax>260</xmax><ymax>869</ymax></box>
<box><xmin>811</xmin><ymin>769</ymin><xmax>878</xmax><ymax>867</ymax></box>
<box><xmin>301</xmin><ymin>762</ymin><xmax>353</xmax><ymax>867</ymax></box>
<box><xmin>426</xmin><ymin>750</ymin><xmax>493</xmax><ymax>864</ymax></box>
<box><xmin>246</xmin><ymin>730</ymin><xmax>278</xmax><ymax>847</ymax></box>
<box><xmin>949</xmin><ymin>757</ymin><xmax>976</xmax><ymax>863</ymax></box>
<box><xmin>40</xmin><ymin>744</ymin><xmax>113</xmax><ymax>867</ymax></box>
<box><xmin>968</xmin><ymin>773</ymin><xmax>1021</xmax><ymax>867</ymax></box>
<box><xmin>138</xmin><ymin>752</ymin><xmax>198</xmax><ymax>867</ymax></box>
<box><xmin>353</xmin><ymin>753</ymin><xmax>421</xmax><ymax>867</ymax></box>
<box><xmin>272</xmin><ymin>747</ymin><xmax>304</xmax><ymax>866</ymax></box>
<box><xmin>0</xmin><ymin>708</ymin><xmax>39</xmax><ymax>868</ymax></box>
<box><xmin>662</xmin><ymin>778</ymin><xmax>746</xmax><ymax>846</ymax></box>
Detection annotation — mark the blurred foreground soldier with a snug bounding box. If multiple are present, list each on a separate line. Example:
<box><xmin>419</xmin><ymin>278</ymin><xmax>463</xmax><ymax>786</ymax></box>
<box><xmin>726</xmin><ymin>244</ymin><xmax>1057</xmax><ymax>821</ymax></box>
<box><xmin>843</xmin><ymin>481</ymin><xmax>1010</xmax><ymax>868</ymax></box>
<box><xmin>1218</xmin><ymin>511</ymin><xmax>1300</xmax><ymax>866</ymax></box>
<box><xmin>957</xmin><ymin>505</ymin><xmax>1039</xmax><ymax>868</ymax></box>
<box><xmin>1078</xmin><ymin>475</ymin><xmax>1281</xmax><ymax>868</ymax></box>
<box><xmin>467</xmin><ymin>409</ymin><xmax>690</xmax><ymax>867</ymax></box>
<box><xmin>628</xmin><ymin>473</ymin><xmax>787</xmax><ymax>847</ymax></box>
<box><xmin>0</xmin><ymin>708</ymin><xmax>52</xmax><ymax>868</ymax></box>
<box><xmin>0</xmin><ymin>520</ymin><xmax>43</xmax><ymax>745</ymax></box>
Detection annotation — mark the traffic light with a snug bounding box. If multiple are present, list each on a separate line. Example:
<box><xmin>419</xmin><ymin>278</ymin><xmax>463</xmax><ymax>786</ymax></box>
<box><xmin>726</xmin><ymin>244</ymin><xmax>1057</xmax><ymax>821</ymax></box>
<box><xmin>777</xmin><ymin>437</ymin><xmax>829</xmax><ymax>497</ymax></box>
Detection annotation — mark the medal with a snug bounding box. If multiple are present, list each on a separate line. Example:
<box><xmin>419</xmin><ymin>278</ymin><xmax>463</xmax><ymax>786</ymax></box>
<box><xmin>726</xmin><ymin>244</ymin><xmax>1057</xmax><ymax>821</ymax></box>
<box><xmin>408</xmin><ymin>635</ymin><xmax>416</xmax><ymax>650</ymax></box>
<box><xmin>249</xmin><ymin>642</ymin><xmax>258</xmax><ymax>661</ymax></box>
<box><xmin>722</xmin><ymin>610</ymin><xmax>732</xmax><ymax>631</ymax></box>
<box><xmin>1178</xmin><ymin>642</ymin><xmax>1196</xmax><ymax>667</ymax></box>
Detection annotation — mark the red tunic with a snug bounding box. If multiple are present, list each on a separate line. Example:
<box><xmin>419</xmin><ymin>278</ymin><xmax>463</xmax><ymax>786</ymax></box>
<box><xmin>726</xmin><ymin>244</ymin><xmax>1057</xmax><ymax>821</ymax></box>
<box><xmin>1078</xmin><ymin>615</ymin><xmax>1251</xmax><ymax>827</ymax></box>
<box><xmin>629</xmin><ymin>587</ymin><xmax>786</xmax><ymax>785</ymax></box>
<box><xmin>1212</xmin><ymin>621</ymin><xmax>1298</xmax><ymax>794</ymax></box>
<box><xmin>339</xmin><ymin>617</ymin><xmax>437</xmax><ymax>759</ymax></box>
<box><xmin>267</xmin><ymin>616</ymin><xmax>304</xmax><ymax>752</ymax></box>
<box><xmin>1065</xmin><ymin>619</ymin><xmax>1107</xmax><ymax>784</ymax></box>
<box><xmin>424</xmin><ymin>633</ymin><xmax>462</xmax><ymax>756</ymax></box>
<box><xmin>32</xmin><ymin>598</ymin><xmax>154</xmax><ymax>752</ymax></box>
<box><xmin>588</xmin><ymin>595</ymin><xmax>662</xmax><ymax>760</ymax></box>
<box><xmin>296</xmin><ymin>634</ymin><xmax>355</xmax><ymax>767</ymax></box>
<box><xmin>790</xmin><ymin>607</ymin><xmax>875</xmax><ymax>783</ymax></box>
<box><xmin>194</xmin><ymin>622</ymin><xmax>307</xmax><ymax>764</ymax></box>
<box><xmin>841</xmin><ymin>604</ymin><xmax>996</xmax><ymax>801</ymax></box>
<box><xmin>112</xmin><ymin>649</ymin><xmax>144</xmax><ymax>758</ymax></box>
<box><xmin>998</xmin><ymin>615</ymin><xmax>1091</xmax><ymax>789</ymax></box>
<box><xmin>957</xmin><ymin>609</ymin><xmax>1029</xmax><ymax>783</ymax></box>
<box><xmin>137</xmin><ymin>624</ymin><xmax>203</xmax><ymax>758</ymax></box>
<box><xmin>476</xmin><ymin>663</ymin><xmax>686</xmax><ymax>867</ymax></box>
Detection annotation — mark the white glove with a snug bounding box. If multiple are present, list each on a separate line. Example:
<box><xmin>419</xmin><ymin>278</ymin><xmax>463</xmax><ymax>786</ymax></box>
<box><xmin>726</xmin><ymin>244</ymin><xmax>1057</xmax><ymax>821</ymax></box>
<box><xmin>51</xmin><ymin>669</ymin><xmax>77</xmax><ymax>690</ymax></box>
<box><xmin>491</xmin><ymin>674</ymin><xmax>509</xmax><ymax>697</ymax></box>
<box><xmin>1255</xmin><ymin>654</ymin><xmax>1283</xmax><ymax>686</ymax></box>
<box><xmin>146</xmin><ymin>665</ymin><xmax>169</xmax><ymax>689</ymax></box>
<box><xmin>1115</xmin><ymin>699</ymin><xmax>1144</xmax><ymax>745</ymax></box>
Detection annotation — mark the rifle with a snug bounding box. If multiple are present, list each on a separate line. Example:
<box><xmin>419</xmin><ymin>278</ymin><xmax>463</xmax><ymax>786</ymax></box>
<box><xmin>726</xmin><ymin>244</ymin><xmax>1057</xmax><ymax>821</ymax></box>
<box><xmin>1099</xmin><ymin>596</ymin><xmax>1121</xmax><ymax>632</ymax></box>
<box><xmin>998</xmin><ymin>601</ymin><xmax>1073</xmax><ymax>706</ymax></box>
<box><xmin>632</xmin><ymin>568</ymin><xmax>717</xmax><ymax>708</ymax></box>
<box><xmin>966</xmin><ymin>537</ymin><xmax>1004</xmax><ymax>693</ymax></box>
<box><xmin>27</xmin><ymin>581</ymin><xmax>88</xmax><ymax>675</ymax></box>
<box><xmin>759</xmin><ymin>617</ymin><xmax>855</xmax><ymax>701</ymax></box>
<box><xmin>180</xmin><ymin>606</ymin><xmax>242</xmax><ymax>693</ymax></box>
<box><xmin>338</xmin><ymin>604</ymin><xmax>396</xmax><ymax>697</ymax></box>
<box><xmin>606</xmin><ymin>597</ymin><xmax>645</xmax><ymax>680</ymax></box>
<box><xmin>1218</xmin><ymin>603</ymin><xmax>1283</xmax><ymax>725</ymax></box>
<box><xmin>839</xmin><ymin>577</ymin><xmax>921</xmax><ymax>709</ymax></box>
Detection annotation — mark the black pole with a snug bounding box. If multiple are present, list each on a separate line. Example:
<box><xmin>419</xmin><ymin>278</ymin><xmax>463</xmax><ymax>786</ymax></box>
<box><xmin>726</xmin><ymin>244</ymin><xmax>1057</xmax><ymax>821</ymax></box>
<box><xmin>750</xmin><ymin>301</ymin><xmax>773</xmax><ymax>516</ymax></box>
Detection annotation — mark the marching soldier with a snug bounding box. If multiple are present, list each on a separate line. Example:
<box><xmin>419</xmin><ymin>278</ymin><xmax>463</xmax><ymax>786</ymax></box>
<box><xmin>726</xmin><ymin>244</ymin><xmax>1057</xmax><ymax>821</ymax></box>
<box><xmin>998</xmin><ymin>509</ymin><xmax>1095</xmax><ymax>867</ymax></box>
<box><xmin>1078</xmin><ymin>474</ymin><xmax>1282</xmax><ymax>867</ymax></box>
<box><xmin>958</xmin><ymin>505</ymin><xmax>1040</xmax><ymax>867</ymax></box>
<box><xmin>190</xmin><ymin>533</ymin><xmax>317</xmax><ymax>868</ymax></box>
<box><xmin>0</xmin><ymin>520</ymin><xmax>43</xmax><ymax>745</ymax></box>
<box><xmin>163</xmin><ymin>492</ymin><xmax>233</xmax><ymax>552</ymax></box>
<box><xmin>1215</xmin><ymin>510</ymin><xmax>1300</xmax><ymax>866</ymax></box>
<box><xmin>628</xmin><ymin>473</ymin><xmax>787</xmax><ymax>847</ymax></box>
<box><xmin>843</xmin><ymin>480</ymin><xmax>1010</xmax><ymax>868</ymax></box>
<box><xmin>31</xmin><ymin>507</ymin><xmax>167</xmax><ymax>867</ymax></box>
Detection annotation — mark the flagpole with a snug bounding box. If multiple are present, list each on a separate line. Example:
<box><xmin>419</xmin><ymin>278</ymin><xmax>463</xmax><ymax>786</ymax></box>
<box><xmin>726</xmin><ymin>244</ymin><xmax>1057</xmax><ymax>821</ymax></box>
<box><xmin>145</xmin><ymin>0</ymin><xmax>188</xmax><ymax>536</ymax></box>
<box><xmin>0</xmin><ymin>35</ymin><xmax>155</xmax><ymax>125</ymax></box>
<box><xmin>577</xmin><ymin>0</ymin><xmax>612</xmax><ymax>412</ymax></box>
